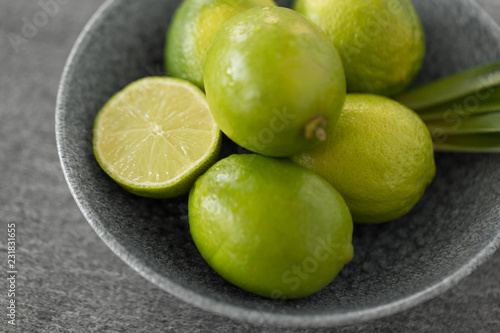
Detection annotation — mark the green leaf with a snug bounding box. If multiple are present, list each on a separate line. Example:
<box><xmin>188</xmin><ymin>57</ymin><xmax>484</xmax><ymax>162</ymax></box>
<box><xmin>425</xmin><ymin>110</ymin><xmax>500</xmax><ymax>135</ymax></box>
<box><xmin>395</xmin><ymin>61</ymin><xmax>500</xmax><ymax>111</ymax></box>
<box><xmin>418</xmin><ymin>86</ymin><xmax>500</xmax><ymax>121</ymax></box>
<box><xmin>433</xmin><ymin>133</ymin><xmax>500</xmax><ymax>153</ymax></box>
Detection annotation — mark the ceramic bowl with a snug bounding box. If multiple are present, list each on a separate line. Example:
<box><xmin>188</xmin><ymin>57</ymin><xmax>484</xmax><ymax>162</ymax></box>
<box><xmin>56</xmin><ymin>0</ymin><xmax>500</xmax><ymax>327</ymax></box>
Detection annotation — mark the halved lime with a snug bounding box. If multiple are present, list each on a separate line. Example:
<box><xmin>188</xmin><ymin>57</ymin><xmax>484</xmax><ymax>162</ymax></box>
<box><xmin>93</xmin><ymin>77</ymin><xmax>221</xmax><ymax>198</ymax></box>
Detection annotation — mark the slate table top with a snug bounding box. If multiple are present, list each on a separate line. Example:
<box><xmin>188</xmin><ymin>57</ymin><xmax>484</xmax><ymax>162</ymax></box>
<box><xmin>1</xmin><ymin>0</ymin><xmax>499</xmax><ymax>332</ymax></box>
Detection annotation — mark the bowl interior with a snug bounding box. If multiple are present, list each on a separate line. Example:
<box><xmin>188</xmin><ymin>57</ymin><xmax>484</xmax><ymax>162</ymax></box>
<box><xmin>56</xmin><ymin>0</ymin><xmax>500</xmax><ymax>326</ymax></box>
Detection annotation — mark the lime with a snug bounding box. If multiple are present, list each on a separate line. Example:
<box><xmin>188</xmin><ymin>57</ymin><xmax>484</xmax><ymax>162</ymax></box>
<box><xmin>294</xmin><ymin>0</ymin><xmax>425</xmax><ymax>96</ymax></box>
<box><xmin>93</xmin><ymin>77</ymin><xmax>221</xmax><ymax>198</ymax></box>
<box><xmin>204</xmin><ymin>6</ymin><xmax>346</xmax><ymax>157</ymax></box>
<box><xmin>292</xmin><ymin>94</ymin><xmax>435</xmax><ymax>224</ymax></box>
<box><xmin>165</xmin><ymin>0</ymin><xmax>276</xmax><ymax>89</ymax></box>
<box><xmin>189</xmin><ymin>154</ymin><xmax>353</xmax><ymax>299</ymax></box>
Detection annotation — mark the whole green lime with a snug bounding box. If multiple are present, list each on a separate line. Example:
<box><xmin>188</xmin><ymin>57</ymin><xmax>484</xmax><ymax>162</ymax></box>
<box><xmin>204</xmin><ymin>6</ymin><xmax>346</xmax><ymax>157</ymax></box>
<box><xmin>292</xmin><ymin>94</ymin><xmax>436</xmax><ymax>224</ymax></box>
<box><xmin>165</xmin><ymin>0</ymin><xmax>275</xmax><ymax>89</ymax></box>
<box><xmin>294</xmin><ymin>0</ymin><xmax>425</xmax><ymax>96</ymax></box>
<box><xmin>189</xmin><ymin>154</ymin><xmax>354</xmax><ymax>299</ymax></box>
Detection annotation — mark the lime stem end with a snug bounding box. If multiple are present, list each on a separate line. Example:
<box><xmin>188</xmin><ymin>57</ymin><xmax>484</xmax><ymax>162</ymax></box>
<box><xmin>304</xmin><ymin>115</ymin><xmax>328</xmax><ymax>141</ymax></box>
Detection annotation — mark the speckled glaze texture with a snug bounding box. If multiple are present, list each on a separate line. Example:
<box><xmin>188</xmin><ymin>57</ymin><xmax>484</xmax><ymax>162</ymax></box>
<box><xmin>56</xmin><ymin>0</ymin><xmax>500</xmax><ymax>327</ymax></box>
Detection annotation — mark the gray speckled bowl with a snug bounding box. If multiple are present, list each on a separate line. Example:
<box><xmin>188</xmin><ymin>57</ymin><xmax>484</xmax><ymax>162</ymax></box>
<box><xmin>56</xmin><ymin>0</ymin><xmax>500</xmax><ymax>327</ymax></box>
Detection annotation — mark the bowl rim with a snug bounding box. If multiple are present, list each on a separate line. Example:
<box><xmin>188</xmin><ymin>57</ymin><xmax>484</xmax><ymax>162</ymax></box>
<box><xmin>55</xmin><ymin>0</ymin><xmax>500</xmax><ymax>327</ymax></box>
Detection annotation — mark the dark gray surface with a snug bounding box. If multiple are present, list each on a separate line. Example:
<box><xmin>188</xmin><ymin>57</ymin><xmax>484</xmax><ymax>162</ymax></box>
<box><xmin>1</xmin><ymin>0</ymin><xmax>500</xmax><ymax>332</ymax></box>
<box><xmin>55</xmin><ymin>0</ymin><xmax>500</xmax><ymax>327</ymax></box>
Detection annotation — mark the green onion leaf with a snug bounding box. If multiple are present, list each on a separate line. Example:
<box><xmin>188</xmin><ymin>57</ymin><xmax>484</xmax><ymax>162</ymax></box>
<box><xmin>425</xmin><ymin>110</ymin><xmax>500</xmax><ymax>135</ymax></box>
<box><xmin>418</xmin><ymin>86</ymin><xmax>500</xmax><ymax>121</ymax></box>
<box><xmin>433</xmin><ymin>133</ymin><xmax>500</xmax><ymax>153</ymax></box>
<box><xmin>396</xmin><ymin>61</ymin><xmax>500</xmax><ymax>111</ymax></box>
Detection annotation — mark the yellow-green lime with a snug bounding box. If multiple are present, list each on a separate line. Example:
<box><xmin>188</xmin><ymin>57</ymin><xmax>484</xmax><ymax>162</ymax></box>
<box><xmin>294</xmin><ymin>0</ymin><xmax>425</xmax><ymax>96</ymax></box>
<box><xmin>292</xmin><ymin>94</ymin><xmax>435</xmax><ymax>224</ymax></box>
<box><xmin>204</xmin><ymin>6</ymin><xmax>346</xmax><ymax>157</ymax></box>
<box><xmin>189</xmin><ymin>154</ymin><xmax>354</xmax><ymax>299</ymax></box>
<box><xmin>93</xmin><ymin>77</ymin><xmax>221</xmax><ymax>198</ymax></box>
<box><xmin>165</xmin><ymin>0</ymin><xmax>276</xmax><ymax>89</ymax></box>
